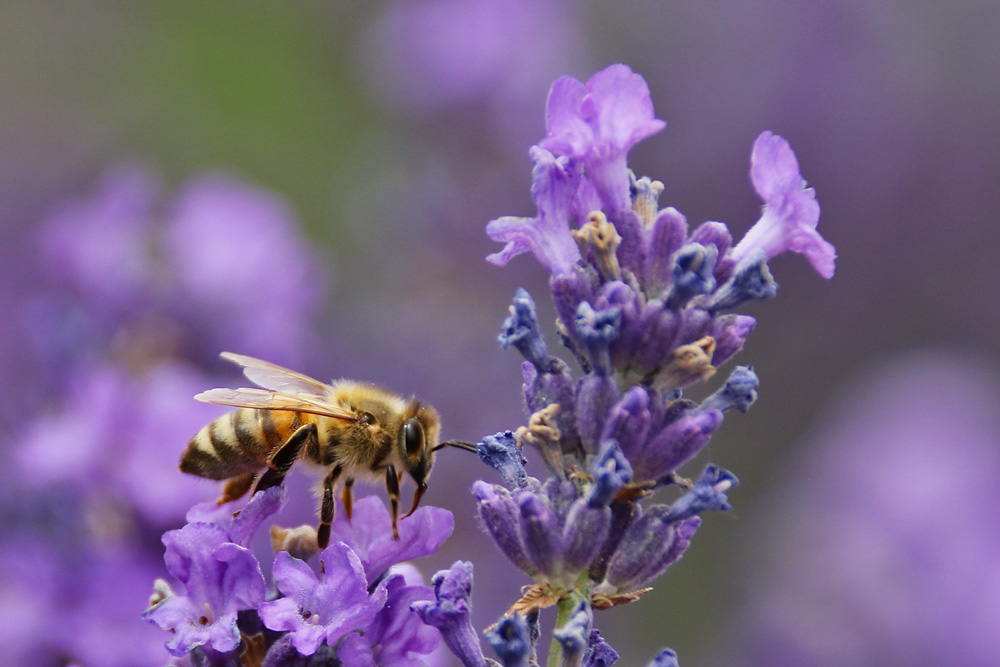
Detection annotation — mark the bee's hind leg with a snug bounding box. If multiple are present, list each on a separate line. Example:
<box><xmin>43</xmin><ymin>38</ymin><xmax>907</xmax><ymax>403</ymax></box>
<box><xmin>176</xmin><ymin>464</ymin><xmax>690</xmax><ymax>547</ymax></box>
<box><xmin>341</xmin><ymin>477</ymin><xmax>355</xmax><ymax>522</ymax></box>
<box><xmin>257</xmin><ymin>423</ymin><xmax>317</xmax><ymax>492</ymax></box>
<box><xmin>217</xmin><ymin>471</ymin><xmax>256</xmax><ymax>504</ymax></box>
<box><xmin>317</xmin><ymin>465</ymin><xmax>343</xmax><ymax>550</ymax></box>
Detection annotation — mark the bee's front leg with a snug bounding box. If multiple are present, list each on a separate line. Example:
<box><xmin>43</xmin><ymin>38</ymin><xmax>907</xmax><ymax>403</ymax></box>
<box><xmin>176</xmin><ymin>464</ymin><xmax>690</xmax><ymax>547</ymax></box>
<box><xmin>257</xmin><ymin>423</ymin><xmax>317</xmax><ymax>492</ymax></box>
<box><xmin>385</xmin><ymin>464</ymin><xmax>401</xmax><ymax>540</ymax></box>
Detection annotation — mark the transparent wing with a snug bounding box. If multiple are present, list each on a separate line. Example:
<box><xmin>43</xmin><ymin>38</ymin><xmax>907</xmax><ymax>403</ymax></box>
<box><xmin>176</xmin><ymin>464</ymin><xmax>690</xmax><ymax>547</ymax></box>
<box><xmin>220</xmin><ymin>352</ymin><xmax>331</xmax><ymax>396</ymax></box>
<box><xmin>195</xmin><ymin>387</ymin><xmax>358</xmax><ymax>421</ymax></box>
<box><xmin>196</xmin><ymin>353</ymin><xmax>357</xmax><ymax>421</ymax></box>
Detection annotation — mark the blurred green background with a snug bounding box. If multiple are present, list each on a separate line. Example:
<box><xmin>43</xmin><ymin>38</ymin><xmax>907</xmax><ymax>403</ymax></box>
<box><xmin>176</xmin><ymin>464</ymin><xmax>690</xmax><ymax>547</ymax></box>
<box><xmin>2</xmin><ymin>1</ymin><xmax>999</xmax><ymax>665</ymax></box>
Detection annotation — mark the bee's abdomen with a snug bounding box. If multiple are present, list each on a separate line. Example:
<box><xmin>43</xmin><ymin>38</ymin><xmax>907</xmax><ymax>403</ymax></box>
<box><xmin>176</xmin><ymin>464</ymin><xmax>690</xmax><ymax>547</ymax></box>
<box><xmin>180</xmin><ymin>409</ymin><xmax>287</xmax><ymax>480</ymax></box>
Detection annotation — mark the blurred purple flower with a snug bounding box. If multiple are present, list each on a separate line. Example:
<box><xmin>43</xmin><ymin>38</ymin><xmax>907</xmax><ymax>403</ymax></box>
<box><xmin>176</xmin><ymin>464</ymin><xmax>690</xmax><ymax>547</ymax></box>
<box><xmin>731</xmin><ymin>131</ymin><xmax>836</xmax><ymax>278</ymax></box>
<box><xmin>0</xmin><ymin>537</ymin><xmax>62</xmax><ymax>665</ymax></box>
<box><xmin>360</xmin><ymin>0</ymin><xmax>583</xmax><ymax>136</ymax></box>
<box><xmin>164</xmin><ymin>174</ymin><xmax>326</xmax><ymax>364</ymax></box>
<box><xmin>725</xmin><ymin>352</ymin><xmax>1000</xmax><ymax>666</ymax></box>
<box><xmin>38</xmin><ymin>166</ymin><xmax>157</xmax><ymax>314</ymax></box>
<box><xmin>62</xmin><ymin>550</ymin><xmax>170</xmax><ymax>667</ymax></box>
<box><xmin>16</xmin><ymin>360</ymin><xmax>224</xmax><ymax>525</ymax></box>
<box><xmin>26</xmin><ymin>164</ymin><xmax>327</xmax><ymax>371</ymax></box>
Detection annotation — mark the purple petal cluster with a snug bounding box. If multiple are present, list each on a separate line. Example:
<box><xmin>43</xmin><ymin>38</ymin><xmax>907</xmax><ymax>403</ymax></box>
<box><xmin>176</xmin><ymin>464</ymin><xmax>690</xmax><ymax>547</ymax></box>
<box><xmin>472</xmin><ymin>438</ymin><xmax>711</xmax><ymax>595</ymax></box>
<box><xmin>145</xmin><ymin>491</ymin><xmax>454</xmax><ymax>664</ymax></box>
<box><xmin>143</xmin><ymin>487</ymin><xmax>284</xmax><ymax>655</ymax></box>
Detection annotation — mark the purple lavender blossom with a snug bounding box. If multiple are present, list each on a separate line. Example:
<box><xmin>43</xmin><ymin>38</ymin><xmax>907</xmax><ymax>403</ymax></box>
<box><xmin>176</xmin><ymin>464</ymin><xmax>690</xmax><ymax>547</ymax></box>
<box><xmin>145</xmin><ymin>485</ymin><xmax>450</xmax><ymax>663</ymax></box>
<box><xmin>337</xmin><ymin>574</ymin><xmax>442</xmax><ymax>667</ymax></box>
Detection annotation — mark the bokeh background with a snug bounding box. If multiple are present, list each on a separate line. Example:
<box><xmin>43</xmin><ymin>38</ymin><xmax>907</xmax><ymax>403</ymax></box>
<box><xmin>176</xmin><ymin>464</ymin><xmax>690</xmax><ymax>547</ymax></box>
<box><xmin>2</xmin><ymin>1</ymin><xmax>998</xmax><ymax>665</ymax></box>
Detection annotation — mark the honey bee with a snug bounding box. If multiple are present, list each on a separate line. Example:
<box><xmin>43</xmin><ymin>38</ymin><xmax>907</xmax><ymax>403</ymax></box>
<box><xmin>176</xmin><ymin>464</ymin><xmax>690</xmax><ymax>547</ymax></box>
<box><xmin>180</xmin><ymin>352</ymin><xmax>475</xmax><ymax>546</ymax></box>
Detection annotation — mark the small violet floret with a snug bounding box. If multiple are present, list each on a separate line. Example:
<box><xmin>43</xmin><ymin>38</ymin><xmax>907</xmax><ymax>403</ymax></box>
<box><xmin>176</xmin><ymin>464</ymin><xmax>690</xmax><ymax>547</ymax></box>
<box><xmin>731</xmin><ymin>131</ymin><xmax>836</xmax><ymax>278</ymax></box>
<box><xmin>412</xmin><ymin>561</ymin><xmax>489</xmax><ymax>667</ymax></box>
<box><xmin>541</xmin><ymin>63</ymin><xmax>666</xmax><ymax>214</ymax></box>
<box><xmin>486</xmin><ymin>147</ymin><xmax>583</xmax><ymax>276</ymax></box>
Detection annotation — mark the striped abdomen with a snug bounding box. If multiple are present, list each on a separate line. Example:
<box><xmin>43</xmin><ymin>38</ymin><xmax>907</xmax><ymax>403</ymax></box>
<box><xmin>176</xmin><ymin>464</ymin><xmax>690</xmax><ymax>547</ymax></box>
<box><xmin>180</xmin><ymin>408</ymin><xmax>307</xmax><ymax>480</ymax></box>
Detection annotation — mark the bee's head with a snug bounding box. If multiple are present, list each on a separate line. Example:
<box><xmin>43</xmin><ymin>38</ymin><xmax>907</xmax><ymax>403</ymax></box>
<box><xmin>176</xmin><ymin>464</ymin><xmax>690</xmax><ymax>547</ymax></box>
<box><xmin>397</xmin><ymin>402</ymin><xmax>441</xmax><ymax>518</ymax></box>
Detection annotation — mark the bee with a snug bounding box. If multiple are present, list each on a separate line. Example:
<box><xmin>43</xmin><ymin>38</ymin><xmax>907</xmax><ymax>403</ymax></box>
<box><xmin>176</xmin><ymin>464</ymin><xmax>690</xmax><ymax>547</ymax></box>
<box><xmin>180</xmin><ymin>352</ymin><xmax>476</xmax><ymax>546</ymax></box>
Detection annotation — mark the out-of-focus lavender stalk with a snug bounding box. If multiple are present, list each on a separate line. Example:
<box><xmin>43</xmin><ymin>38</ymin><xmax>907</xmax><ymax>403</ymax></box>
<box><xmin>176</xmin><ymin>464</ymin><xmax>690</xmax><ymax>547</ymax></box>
<box><xmin>1</xmin><ymin>167</ymin><xmax>332</xmax><ymax>666</ymax></box>
<box><xmin>419</xmin><ymin>63</ymin><xmax>835</xmax><ymax>666</ymax></box>
<box><xmin>721</xmin><ymin>351</ymin><xmax>1000</xmax><ymax>666</ymax></box>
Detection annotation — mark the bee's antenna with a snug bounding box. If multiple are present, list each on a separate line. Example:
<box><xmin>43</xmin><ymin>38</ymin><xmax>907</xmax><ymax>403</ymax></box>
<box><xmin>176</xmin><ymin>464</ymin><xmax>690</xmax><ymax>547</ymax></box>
<box><xmin>433</xmin><ymin>440</ymin><xmax>478</xmax><ymax>453</ymax></box>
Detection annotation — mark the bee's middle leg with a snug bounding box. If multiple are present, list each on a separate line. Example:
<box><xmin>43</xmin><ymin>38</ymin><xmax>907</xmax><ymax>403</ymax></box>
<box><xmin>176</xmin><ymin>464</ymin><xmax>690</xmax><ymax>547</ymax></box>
<box><xmin>317</xmin><ymin>465</ymin><xmax>343</xmax><ymax>550</ymax></box>
<box><xmin>257</xmin><ymin>423</ymin><xmax>317</xmax><ymax>492</ymax></box>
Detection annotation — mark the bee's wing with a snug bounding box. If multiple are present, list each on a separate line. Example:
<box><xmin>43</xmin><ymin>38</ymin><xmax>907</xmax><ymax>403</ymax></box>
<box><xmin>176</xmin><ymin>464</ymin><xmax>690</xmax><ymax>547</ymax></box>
<box><xmin>195</xmin><ymin>387</ymin><xmax>358</xmax><ymax>421</ymax></box>
<box><xmin>219</xmin><ymin>352</ymin><xmax>331</xmax><ymax>396</ymax></box>
<box><xmin>200</xmin><ymin>353</ymin><xmax>356</xmax><ymax>421</ymax></box>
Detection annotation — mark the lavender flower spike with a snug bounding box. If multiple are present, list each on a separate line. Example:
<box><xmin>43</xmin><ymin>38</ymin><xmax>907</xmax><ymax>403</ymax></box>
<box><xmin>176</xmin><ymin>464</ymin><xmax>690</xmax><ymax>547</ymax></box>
<box><xmin>412</xmin><ymin>561</ymin><xmax>489</xmax><ymax>667</ymax></box>
<box><xmin>731</xmin><ymin>132</ymin><xmax>836</xmax><ymax>278</ymax></box>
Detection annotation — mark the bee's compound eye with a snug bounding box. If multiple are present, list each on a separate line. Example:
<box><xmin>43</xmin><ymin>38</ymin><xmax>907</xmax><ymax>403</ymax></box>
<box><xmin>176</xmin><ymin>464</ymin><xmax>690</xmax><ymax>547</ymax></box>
<box><xmin>402</xmin><ymin>418</ymin><xmax>424</xmax><ymax>457</ymax></box>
